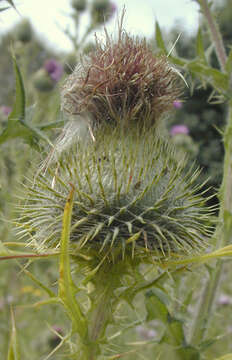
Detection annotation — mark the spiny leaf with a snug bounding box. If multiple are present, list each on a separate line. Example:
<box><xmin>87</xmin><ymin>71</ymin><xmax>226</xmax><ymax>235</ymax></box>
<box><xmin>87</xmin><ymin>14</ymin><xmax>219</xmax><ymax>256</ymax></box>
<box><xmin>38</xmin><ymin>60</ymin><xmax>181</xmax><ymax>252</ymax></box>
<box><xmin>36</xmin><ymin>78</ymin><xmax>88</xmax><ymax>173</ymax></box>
<box><xmin>7</xmin><ymin>308</ymin><xmax>20</xmax><ymax>360</ymax></box>
<box><xmin>20</xmin><ymin>266</ymin><xmax>56</xmax><ymax>298</ymax></box>
<box><xmin>145</xmin><ymin>289</ymin><xmax>200</xmax><ymax>359</ymax></box>
<box><xmin>196</xmin><ymin>29</ymin><xmax>207</xmax><ymax>63</ymax></box>
<box><xmin>199</xmin><ymin>337</ymin><xmax>217</xmax><ymax>352</ymax></box>
<box><xmin>0</xmin><ymin>56</ymin><xmax>52</xmax><ymax>150</ymax></box>
<box><xmin>0</xmin><ymin>239</ymin><xmax>10</xmax><ymax>256</ymax></box>
<box><xmin>155</xmin><ymin>21</ymin><xmax>167</xmax><ymax>54</ymax></box>
<box><xmin>9</xmin><ymin>54</ymin><xmax>25</xmax><ymax>120</ymax></box>
<box><xmin>165</xmin><ymin>315</ymin><xmax>186</xmax><ymax>346</ymax></box>
<box><xmin>58</xmin><ymin>184</ymin><xmax>87</xmax><ymax>337</ymax></box>
<box><xmin>187</xmin><ymin>61</ymin><xmax>229</xmax><ymax>93</ymax></box>
<box><xmin>0</xmin><ymin>6</ymin><xmax>10</xmax><ymax>12</ymax></box>
<box><xmin>169</xmin><ymin>55</ymin><xmax>187</xmax><ymax>67</ymax></box>
<box><xmin>5</xmin><ymin>0</ymin><xmax>19</xmax><ymax>14</ymax></box>
<box><xmin>145</xmin><ymin>288</ymin><xmax>169</xmax><ymax>323</ymax></box>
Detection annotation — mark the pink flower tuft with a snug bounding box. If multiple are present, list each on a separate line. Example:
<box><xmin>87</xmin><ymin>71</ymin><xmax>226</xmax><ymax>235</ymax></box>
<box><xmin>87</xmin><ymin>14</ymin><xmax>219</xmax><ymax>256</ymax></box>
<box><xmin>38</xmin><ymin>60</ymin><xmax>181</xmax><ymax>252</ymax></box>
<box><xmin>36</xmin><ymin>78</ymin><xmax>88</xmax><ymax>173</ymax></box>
<box><xmin>170</xmin><ymin>124</ymin><xmax>189</xmax><ymax>136</ymax></box>
<box><xmin>1</xmin><ymin>106</ymin><xmax>12</xmax><ymax>117</ymax></box>
<box><xmin>173</xmin><ymin>100</ymin><xmax>182</xmax><ymax>109</ymax></box>
<box><xmin>61</xmin><ymin>25</ymin><xmax>182</xmax><ymax>129</ymax></box>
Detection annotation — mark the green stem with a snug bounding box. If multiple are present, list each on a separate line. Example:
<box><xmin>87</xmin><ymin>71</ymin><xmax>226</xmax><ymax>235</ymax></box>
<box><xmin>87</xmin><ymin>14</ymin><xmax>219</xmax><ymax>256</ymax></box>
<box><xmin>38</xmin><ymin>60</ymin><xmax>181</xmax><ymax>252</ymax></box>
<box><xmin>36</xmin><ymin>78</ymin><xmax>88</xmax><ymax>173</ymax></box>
<box><xmin>189</xmin><ymin>0</ymin><xmax>231</xmax><ymax>346</ymax></box>
<box><xmin>86</xmin><ymin>285</ymin><xmax>113</xmax><ymax>359</ymax></box>
<box><xmin>190</xmin><ymin>101</ymin><xmax>232</xmax><ymax>345</ymax></box>
<box><xmin>199</xmin><ymin>0</ymin><xmax>227</xmax><ymax>71</ymax></box>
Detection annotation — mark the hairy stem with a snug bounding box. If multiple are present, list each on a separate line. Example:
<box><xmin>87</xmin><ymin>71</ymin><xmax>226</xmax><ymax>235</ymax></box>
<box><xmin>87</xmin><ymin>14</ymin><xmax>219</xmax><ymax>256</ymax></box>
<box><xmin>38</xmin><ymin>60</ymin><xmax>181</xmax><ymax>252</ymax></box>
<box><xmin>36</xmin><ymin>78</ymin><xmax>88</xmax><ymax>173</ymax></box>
<box><xmin>199</xmin><ymin>0</ymin><xmax>227</xmax><ymax>71</ymax></box>
<box><xmin>86</xmin><ymin>285</ymin><xmax>113</xmax><ymax>359</ymax></box>
<box><xmin>189</xmin><ymin>0</ymin><xmax>230</xmax><ymax>346</ymax></box>
<box><xmin>190</xmin><ymin>101</ymin><xmax>232</xmax><ymax>345</ymax></box>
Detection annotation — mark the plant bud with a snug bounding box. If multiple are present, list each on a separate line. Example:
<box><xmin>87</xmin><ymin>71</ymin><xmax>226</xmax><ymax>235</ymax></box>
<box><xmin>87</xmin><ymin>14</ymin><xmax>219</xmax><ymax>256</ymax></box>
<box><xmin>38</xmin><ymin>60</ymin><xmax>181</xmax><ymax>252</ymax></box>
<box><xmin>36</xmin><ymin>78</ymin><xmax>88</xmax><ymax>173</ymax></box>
<box><xmin>63</xmin><ymin>53</ymin><xmax>77</xmax><ymax>74</ymax></box>
<box><xmin>15</xmin><ymin>19</ymin><xmax>32</xmax><ymax>43</ymax></box>
<box><xmin>71</xmin><ymin>0</ymin><xmax>87</xmax><ymax>12</ymax></box>
<box><xmin>32</xmin><ymin>69</ymin><xmax>55</xmax><ymax>92</ymax></box>
<box><xmin>91</xmin><ymin>0</ymin><xmax>116</xmax><ymax>24</ymax></box>
<box><xmin>16</xmin><ymin>126</ymin><xmax>215</xmax><ymax>267</ymax></box>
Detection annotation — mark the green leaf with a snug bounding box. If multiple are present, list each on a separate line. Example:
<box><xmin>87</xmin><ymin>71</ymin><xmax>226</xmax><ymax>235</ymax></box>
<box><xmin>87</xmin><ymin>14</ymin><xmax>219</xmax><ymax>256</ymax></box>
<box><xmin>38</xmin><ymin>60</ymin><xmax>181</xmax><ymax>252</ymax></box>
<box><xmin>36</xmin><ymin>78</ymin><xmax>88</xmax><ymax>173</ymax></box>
<box><xmin>10</xmin><ymin>54</ymin><xmax>25</xmax><ymax>120</ymax></box>
<box><xmin>0</xmin><ymin>6</ymin><xmax>10</xmax><ymax>12</ymax></box>
<box><xmin>165</xmin><ymin>315</ymin><xmax>186</xmax><ymax>346</ymax></box>
<box><xmin>145</xmin><ymin>289</ymin><xmax>200</xmax><ymax>359</ymax></box>
<box><xmin>175</xmin><ymin>346</ymin><xmax>200</xmax><ymax>360</ymax></box>
<box><xmin>21</xmin><ymin>267</ymin><xmax>56</xmax><ymax>298</ymax></box>
<box><xmin>0</xmin><ymin>56</ymin><xmax>52</xmax><ymax>150</ymax></box>
<box><xmin>38</xmin><ymin>119</ymin><xmax>65</xmax><ymax>131</ymax></box>
<box><xmin>0</xmin><ymin>240</ymin><xmax>10</xmax><ymax>256</ymax></box>
<box><xmin>58</xmin><ymin>185</ymin><xmax>87</xmax><ymax>338</ymax></box>
<box><xmin>155</xmin><ymin>21</ymin><xmax>167</xmax><ymax>54</ymax></box>
<box><xmin>145</xmin><ymin>288</ymin><xmax>169</xmax><ymax>323</ymax></box>
<box><xmin>196</xmin><ymin>29</ymin><xmax>207</xmax><ymax>63</ymax></box>
<box><xmin>199</xmin><ymin>337</ymin><xmax>217</xmax><ymax>351</ymax></box>
<box><xmin>187</xmin><ymin>61</ymin><xmax>229</xmax><ymax>93</ymax></box>
<box><xmin>5</xmin><ymin>0</ymin><xmax>19</xmax><ymax>13</ymax></box>
<box><xmin>7</xmin><ymin>308</ymin><xmax>20</xmax><ymax>360</ymax></box>
<box><xmin>169</xmin><ymin>55</ymin><xmax>188</xmax><ymax>67</ymax></box>
<box><xmin>214</xmin><ymin>355</ymin><xmax>232</xmax><ymax>360</ymax></box>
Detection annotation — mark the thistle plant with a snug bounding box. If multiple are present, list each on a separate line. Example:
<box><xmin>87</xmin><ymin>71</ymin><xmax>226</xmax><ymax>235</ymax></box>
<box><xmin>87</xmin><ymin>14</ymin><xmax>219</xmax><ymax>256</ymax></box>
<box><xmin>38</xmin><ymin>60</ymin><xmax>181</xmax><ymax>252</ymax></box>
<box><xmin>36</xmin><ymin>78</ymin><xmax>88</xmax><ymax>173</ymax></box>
<box><xmin>2</xmin><ymin>1</ymin><xmax>232</xmax><ymax>359</ymax></box>
<box><xmin>11</xmin><ymin>16</ymin><xmax>219</xmax><ymax>360</ymax></box>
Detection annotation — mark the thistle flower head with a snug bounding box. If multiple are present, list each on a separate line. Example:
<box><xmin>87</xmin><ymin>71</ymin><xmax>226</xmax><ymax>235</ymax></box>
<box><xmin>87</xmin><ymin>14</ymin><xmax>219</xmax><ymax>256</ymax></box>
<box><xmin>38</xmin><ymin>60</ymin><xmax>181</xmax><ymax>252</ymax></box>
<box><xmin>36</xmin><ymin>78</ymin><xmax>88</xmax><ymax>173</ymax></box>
<box><xmin>15</xmin><ymin>19</ymin><xmax>32</xmax><ymax>43</ymax></box>
<box><xmin>71</xmin><ymin>0</ymin><xmax>87</xmax><ymax>12</ymax></box>
<box><xmin>44</xmin><ymin>59</ymin><xmax>63</xmax><ymax>82</ymax></box>
<box><xmin>16</xmin><ymin>127</ymin><xmax>215</xmax><ymax>266</ymax></box>
<box><xmin>61</xmin><ymin>25</ymin><xmax>182</xmax><ymax>129</ymax></box>
<box><xmin>91</xmin><ymin>0</ymin><xmax>116</xmax><ymax>25</ymax></box>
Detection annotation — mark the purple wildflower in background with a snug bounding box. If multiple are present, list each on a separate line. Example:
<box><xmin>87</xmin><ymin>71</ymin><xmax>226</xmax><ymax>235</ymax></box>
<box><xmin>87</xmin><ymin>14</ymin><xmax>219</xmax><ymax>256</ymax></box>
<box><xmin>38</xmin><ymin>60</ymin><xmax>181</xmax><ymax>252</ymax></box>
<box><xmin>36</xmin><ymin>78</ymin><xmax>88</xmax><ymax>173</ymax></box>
<box><xmin>170</xmin><ymin>124</ymin><xmax>189</xmax><ymax>136</ymax></box>
<box><xmin>217</xmin><ymin>293</ymin><xmax>232</xmax><ymax>306</ymax></box>
<box><xmin>173</xmin><ymin>100</ymin><xmax>183</xmax><ymax>109</ymax></box>
<box><xmin>44</xmin><ymin>59</ymin><xmax>63</xmax><ymax>82</ymax></box>
<box><xmin>110</xmin><ymin>2</ymin><xmax>117</xmax><ymax>16</ymax></box>
<box><xmin>1</xmin><ymin>106</ymin><xmax>12</xmax><ymax>117</ymax></box>
<box><xmin>48</xmin><ymin>326</ymin><xmax>63</xmax><ymax>348</ymax></box>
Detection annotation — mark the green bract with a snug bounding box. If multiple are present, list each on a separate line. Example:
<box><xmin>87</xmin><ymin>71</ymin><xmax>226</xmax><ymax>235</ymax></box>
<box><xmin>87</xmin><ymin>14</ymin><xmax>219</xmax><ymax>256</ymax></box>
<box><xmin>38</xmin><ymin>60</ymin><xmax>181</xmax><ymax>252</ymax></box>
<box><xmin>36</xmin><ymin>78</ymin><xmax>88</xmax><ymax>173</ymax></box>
<box><xmin>16</xmin><ymin>125</ymin><xmax>215</xmax><ymax>265</ymax></box>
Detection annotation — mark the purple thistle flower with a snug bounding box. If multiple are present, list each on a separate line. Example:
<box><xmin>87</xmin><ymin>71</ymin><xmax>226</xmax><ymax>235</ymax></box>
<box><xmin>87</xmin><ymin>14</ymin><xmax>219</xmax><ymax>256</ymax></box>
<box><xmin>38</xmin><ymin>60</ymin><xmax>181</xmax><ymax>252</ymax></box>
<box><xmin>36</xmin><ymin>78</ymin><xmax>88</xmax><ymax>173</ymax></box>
<box><xmin>62</xmin><ymin>27</ymin><xmax>182</xmax><ymax>128</ymax></box>
<box><xmin>170</xmin><ymin>124</ymin><xmax>189</xmax><ymax>136</ymax></box>
<box><xmin>44</xmin><ymin>59</ymin><xmax>63</xmax><ymax>82</ymax></box>
<box><xmin>109</xmin><ymin>2</ymin><xmax>117</xmax><ymax>17</ymax></box>
<box><xmin>217</xmin><ymin>293</ymin><xmax>232</xmax><ymax>306</ymax></box>
<box><xmin>1</xmin><ymin>106</ymin><xmax>12</xmax><ymax>117</ymax></box>
<box><xmin>173</xmin><ymin>100</ymin><xmax>182</xmax><ymax>109</ymax></box>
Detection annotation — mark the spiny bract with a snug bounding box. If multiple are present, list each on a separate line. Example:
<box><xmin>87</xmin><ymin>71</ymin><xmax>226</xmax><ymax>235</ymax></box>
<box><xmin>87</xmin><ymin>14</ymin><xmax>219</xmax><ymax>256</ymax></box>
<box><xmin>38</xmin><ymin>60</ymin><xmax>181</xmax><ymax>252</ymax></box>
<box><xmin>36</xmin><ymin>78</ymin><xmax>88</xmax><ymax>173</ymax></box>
<box><xmin>16</xmin><ymin>127</ymin><xmax>215</xmax><ymax>263</ymax></box>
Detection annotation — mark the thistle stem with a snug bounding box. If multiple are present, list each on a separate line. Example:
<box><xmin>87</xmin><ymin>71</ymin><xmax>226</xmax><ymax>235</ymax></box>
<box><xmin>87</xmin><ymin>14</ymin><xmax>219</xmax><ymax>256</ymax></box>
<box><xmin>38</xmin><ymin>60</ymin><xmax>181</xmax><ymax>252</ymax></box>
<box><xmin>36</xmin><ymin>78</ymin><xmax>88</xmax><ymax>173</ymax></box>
<box><xmin>198</xmin><ymin>0</ymin><xmax>227</xmax><ymax>71</ymax></box>
<box><xmin>189</xmin><ymin>0</ymin><xmax>231</xmax><ymax>346</ymax></box>
<box><xmin>190</xmin><ymin>101</ymin><xmax>232</xmax><ymax>345</ymax></box>
<box><xmin>87</xmin><ymin>286</ymin><xmax>112</xmax><ymax>358</ymax></box>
